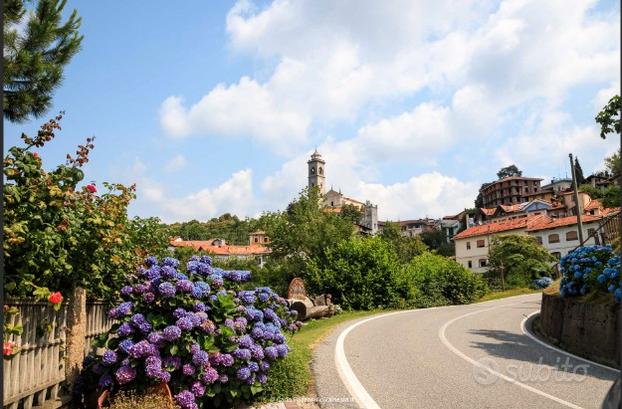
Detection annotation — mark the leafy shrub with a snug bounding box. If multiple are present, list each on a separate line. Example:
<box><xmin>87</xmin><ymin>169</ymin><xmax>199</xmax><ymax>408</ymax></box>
<box><xmin>3</xmin><ymin>115</ymin><xmax>170</xmax><ymax>301</ymax></box>
<box><xmin>76</xmin><ymin>256</ymin><xmax>302</xmax><ymax>409</ymax></box>
<box><xmin>408</xmin><ymin>252</ymin><xmax>488</xmax><ymax>306</ymax></box>
<box><xmin>559</xmin><ymin>245</ymin><xmax>621</xmax><ymax>302</ymax></box>
<box><xmin>305</xmin><ymin>237</ymin><xmax>413</xmax><ymax>310</ymax></box>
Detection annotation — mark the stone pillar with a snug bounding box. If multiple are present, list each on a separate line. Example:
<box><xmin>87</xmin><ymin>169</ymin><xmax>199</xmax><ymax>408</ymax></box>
<box><xmin>65</xmin><ymin>287</ymin><xmax>87</xmax><ymax>388</ymax></box>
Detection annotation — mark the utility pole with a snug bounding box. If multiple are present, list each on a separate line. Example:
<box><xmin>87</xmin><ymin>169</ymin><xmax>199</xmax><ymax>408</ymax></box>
<box><xmin>569</xmin><ymin>153</ymin><xmax>584</xmax><ymax>243</ymax></box>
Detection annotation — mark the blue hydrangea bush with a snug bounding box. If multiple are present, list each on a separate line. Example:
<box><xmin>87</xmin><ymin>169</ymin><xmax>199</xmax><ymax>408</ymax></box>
<box><xmin>559</xmin><ymin>245</ymin><xmax>621</xmax><ymax>302</ymax></box>
<box><xmin>76</xmin><ymin>256</ymin><xmax>302</xmax><ymax>409</ymax></box>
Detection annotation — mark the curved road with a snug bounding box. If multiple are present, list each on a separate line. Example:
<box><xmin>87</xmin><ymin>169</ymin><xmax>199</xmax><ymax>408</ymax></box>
<box><xmin>313</xmin><ymin>294</ymin><xmax>618</xmax><ymax>409</ymax></box>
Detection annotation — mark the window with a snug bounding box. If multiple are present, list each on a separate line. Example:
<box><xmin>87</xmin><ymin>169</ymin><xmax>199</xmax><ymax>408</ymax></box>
<box><xmin>466</xmin><ymin>241</ymin><xmax>471</xmax><ymax>250</ymax></box>
<box><xmin>254</xmin><ymin>237</ymin><xmax>258</xmax><ymax>243</ymax></box>
<box><xmin>264</xmin><ymin>237</ymin><xmax>268</xmax><ymax>243</ymax></box>
<box><xmin>534</xmin><ymin>236</ymin><xmax>543</xmax><ymax>244</ymax></box>
<box><xmin>548</xmin><ymin>234</ymin><xmax>560</xmax><ymax>244</ymax></box>
<box><xmin>310</xmin><ymin>167</ymin><xmax>315</xmax><ymax>174</ymax></box>
<box><xmin>479</xmin><ymin>259</ymin><xmax>487</xmax><ymax>267</ymax></box>
<box><xmin>476</xmin><ymin>239</ymin><xmax>485</xmax><ymax>248</ymax></box>
<box><xmin>566</xmin><ymin>231</ymin><xmax>578</xmax><ymax>241</ymax></box>
<box><xmin>319</xmin><ymin>167</ymin><xmax>323</xmax><ymax>175</ymax></box>
<box><xmin>467</xmin><ymin>261</ymin><xmax>472</xmax><ymax>268</ymax></box>
<box><xmin>551</xmin><ymin>252</ymin><xmax>561</xmax><ymax>260</ymax></box>
<box><xmin>587</xmin><ymin>228</ymin><xmax>595</xmax><ymax>238</ymax></box>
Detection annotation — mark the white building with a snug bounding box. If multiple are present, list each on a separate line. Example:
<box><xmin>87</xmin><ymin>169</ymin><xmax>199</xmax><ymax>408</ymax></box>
<box><xmin>453</xmin><ymin>212</ymin><xmax>617</xmax><ymax>272</ymax></box>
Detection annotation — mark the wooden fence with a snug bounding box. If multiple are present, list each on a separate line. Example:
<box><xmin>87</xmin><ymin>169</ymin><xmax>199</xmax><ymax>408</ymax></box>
<box><xmin>84</xmin><ymin>302</ymin><xmax>115</xmax><ymax>357</ymax></box>
<box><xmin>3</xmin><ymin>300</ymin><xmax>113</xmax><ymax>409</ymax></box>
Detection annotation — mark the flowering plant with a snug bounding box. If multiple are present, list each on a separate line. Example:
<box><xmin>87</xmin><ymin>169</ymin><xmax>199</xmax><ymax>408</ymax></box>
<box><xmin>559</xmin><ymin>245</ymin><xmax>621</xmax><ymax>302</ymax></box>
<box><xmin>76</xmin><ymin>255</ymin><xmax>302</xmax><ymax>409</ymax></box>
<box><xmin>3</xmin><ymin>305</ymin><xmax>22</xmax><ymax>358</ymax></box>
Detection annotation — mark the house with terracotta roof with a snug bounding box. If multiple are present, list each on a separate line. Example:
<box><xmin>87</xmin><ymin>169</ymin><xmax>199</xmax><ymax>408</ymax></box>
<box><xmin>453</xmin><ymin>214</ymin><xmax>547</xmax><ymax>273</ymax></box>
<box><xmin>453</xmin><ymin>210</ymin><xmax>620</xmax><ymax>272</ymax></box>
<box><xmin>169</xmin><ymin>236</ymin><xmax>271</xmax><ymax>267</ymax></box>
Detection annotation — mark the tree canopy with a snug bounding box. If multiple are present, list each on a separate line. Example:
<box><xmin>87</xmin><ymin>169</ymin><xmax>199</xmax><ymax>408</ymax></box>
<box><xmin>595</xmin><ymin>95</ymin><xmax>621</xmax><ymax>139</ymax></box>
<box><xmin>487</xmin><ymin>235</ymin><xmax>555</xmax><ymax>289</ymax></box>
<box><xmin>496</xmin><ymin>164</ymin><xmax>522</xmax><ymax>179</ymax></box>
<box><xmin>3</xmin><ymin>0</ymin><xmax>83</xmax><ymax>122</ymax></box>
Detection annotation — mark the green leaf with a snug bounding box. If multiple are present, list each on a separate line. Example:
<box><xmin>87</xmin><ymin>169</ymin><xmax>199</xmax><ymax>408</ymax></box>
<box><xmin>250</xmin><ymin>385</ymin><xmax>263</xmax><ymax>395</ymax></box>
<box><xmin>169</xmin><ymin>344</ymin><xmax>178</xmax><ymax>356</ymax></box>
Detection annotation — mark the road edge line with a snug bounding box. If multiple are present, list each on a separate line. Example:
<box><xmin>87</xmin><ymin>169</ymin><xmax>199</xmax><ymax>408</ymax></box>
<box><xmin>332</xmin><ymin>293</ymin><xmax>541</xmax><ymax>409</ymax></box>
<box><xmin>521</xmin><ymin>311</ymin><xmax>620</xmax><ymax>373</ymax></box>
<box><xmin>438</xmin><ymin>306</ymin><xmax>585</xmax><ymax>409</ymax></box>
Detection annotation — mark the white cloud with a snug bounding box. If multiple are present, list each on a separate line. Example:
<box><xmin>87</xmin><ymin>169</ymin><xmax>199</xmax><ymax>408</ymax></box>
<box><xmin>159</xmin><ymin>78</ymin><xmax>310</xmax><ymax>153</ymax></box>
<box><xmin>495</xmin><ymin>109</ymin><xmax>619</xmax><ymax>174</ymax></box>
<box><xmin>357</xmin><ymin>173</ymin><xmax>478</xmax><ymax>219</ymax></box>
<box><xmin>593</xmin><ymin>81</ymin><xmax>620</xmax><ymax>112</ymax></box>
<box><xmin>161</xmin><ymin>0</ymin><xmax>619</xmax><ymax>157</ymax></box>
<box><xmin>164</xmin><ymin>154</ymin><xmax>187</xmax><ymax>172</ymax></box>
<box><xmin>159</xmin><ymin>170</ymin><xmax>255</xmax><ymax>222</ymax></box>
<box><xmin>150</xmin><ymin>0</ymin><xmax>620</xmax><ymax>221</ymax></box>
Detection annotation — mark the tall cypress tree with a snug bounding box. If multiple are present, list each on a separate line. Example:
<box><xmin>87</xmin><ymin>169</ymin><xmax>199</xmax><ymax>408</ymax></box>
<box><xmin>574</xmin><ymin>157</ymin><xmax>586</xmax><ymax>185</ymax></box>
<box><xmin>3</xmin><ymin>0</ymin><xmax>83</xmax><ymax>122</ymax></box>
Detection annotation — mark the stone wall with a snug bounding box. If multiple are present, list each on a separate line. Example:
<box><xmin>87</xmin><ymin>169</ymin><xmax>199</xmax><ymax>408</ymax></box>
<box><xmin>540</xmin><ymin>292</ymin><xmax>620</xmax><ymax>366</ymax></box>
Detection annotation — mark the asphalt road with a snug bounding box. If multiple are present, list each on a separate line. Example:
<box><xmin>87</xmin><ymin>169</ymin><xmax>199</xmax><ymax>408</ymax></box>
<box><xmin>313</xmin><ymin>294</ymin><xmax>619</xmax><ymax>409</ymax></box>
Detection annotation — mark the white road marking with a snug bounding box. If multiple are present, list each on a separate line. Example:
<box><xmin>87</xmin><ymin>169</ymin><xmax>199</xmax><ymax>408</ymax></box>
<box><xmin>520</xmin><ymin>311</ymin><xmax>620</xmax><ymax>373</ymax></box>
<box><xmin>333</xmin><ymin>293</ymin><xmax>542</xmax><ymax>409</ymax></box>
<box><xmin>438</xmin><ymin>305</ymin><xmax>585</xmax><ymax>409</ymax></box>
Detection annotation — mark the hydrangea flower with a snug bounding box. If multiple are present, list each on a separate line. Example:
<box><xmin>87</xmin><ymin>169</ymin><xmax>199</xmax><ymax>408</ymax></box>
<box><xmin>102</xmin><ymin>350</ymin><xmax>117</xmax><ymax>365</ymax></box>
<box><xmin>202</xmin><ymin>367</ymin><xmax>219</xmax><ymax>384</ymax></box>
<box><xmin>115</xmin><ymin>365</ymin><xmax>136</xmax><ymax>385</ymax></box>
<box><xmin>158</xmin><ymin>282</ymin><xmax>176</xmax><ymax>297</ymax></box>
<box><xmin>163</xmin><ymin>325</ymin><xmax>182</xmax><ymax>341</ymax></box>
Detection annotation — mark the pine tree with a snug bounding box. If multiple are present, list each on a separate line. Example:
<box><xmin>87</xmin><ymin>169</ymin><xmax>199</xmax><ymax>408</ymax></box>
<box><xmin>574</xmin><ymin>157</ymin><xmax>586</xmax><ymax>185</ymax></box>
<box><xmin>3</xmin><ymin>0</ymin><xmax>83</xmax><ymax>122</ymax></box>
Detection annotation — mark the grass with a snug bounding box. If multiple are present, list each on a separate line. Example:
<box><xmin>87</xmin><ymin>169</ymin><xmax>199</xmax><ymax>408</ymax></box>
<box><xmin>476</xmin><ymin>286</ymin><xmax>542</xmax><ymax>302</ymax></box>
<box><xmin>258</xmin><ymin>310</ymin><xmax>377</xmax><ymax>402</ymax></box>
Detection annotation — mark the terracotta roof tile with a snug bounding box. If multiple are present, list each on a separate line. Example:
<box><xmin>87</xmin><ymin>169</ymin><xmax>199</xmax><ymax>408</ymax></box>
<box><xmin>525</xmin><ymin>214</ymin><xmax>605</xmax><ymax>232</ymax></box>
<box><xmin>453</xmin><ymin>215</ymin><xmax>548</xmax><ymax>240</ymax></box>
<box><xmin>169</xmin><ymin>240</ymin><xmax>270</xmax><ymax>255</ymax></box>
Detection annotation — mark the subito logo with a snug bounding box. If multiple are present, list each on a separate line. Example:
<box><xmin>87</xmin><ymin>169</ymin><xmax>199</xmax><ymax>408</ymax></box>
<box><xmin>473</xmin><ymin>357</ymin><xmax>500</xmax><ymax>386</ymax></box>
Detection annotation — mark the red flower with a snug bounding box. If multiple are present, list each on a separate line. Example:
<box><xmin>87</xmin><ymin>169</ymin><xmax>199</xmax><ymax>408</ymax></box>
<box><xmin>3</xmin><ymin>342</ymin><xmax>15</xmax><ymax>356</ymax></box>
<box><xmin>48</xmin><ymin>292</ymin><xmax>63</xmax><ymax>304</ymax></box>
<box><xmin>33</xmin><ymin>152</ymin><xmax>40</xmax><ymax>160</ymax></box>
<box><xmin>86</xmin><ymin>184</ymin><xmax>97</xmax><ymax>193</ymax></box>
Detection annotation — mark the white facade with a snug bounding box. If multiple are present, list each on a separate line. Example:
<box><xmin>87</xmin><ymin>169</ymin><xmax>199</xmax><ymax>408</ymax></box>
<box><xmin>454</xmin><ymin>228</ymin><xmax>527</xmax><ymax>273</ymax></box>
<box><xmin>454</xmin><ymin>220</ymin><xmax>602</xmax><ymax>273</ymax></box>
<box><xmin>527</xmin><ymin>221</ymin><xmax>600</xmax><ymax>259</ymax></box>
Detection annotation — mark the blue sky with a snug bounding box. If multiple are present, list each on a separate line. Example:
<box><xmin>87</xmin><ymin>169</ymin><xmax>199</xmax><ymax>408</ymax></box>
<box><xmin>5</xmin><ymin>0</ymin><xmax>620</xmax><ymax>222</ymax></box>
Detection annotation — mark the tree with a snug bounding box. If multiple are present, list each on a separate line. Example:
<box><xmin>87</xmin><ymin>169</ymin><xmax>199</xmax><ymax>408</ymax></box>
<box><xmin>496</xmin><ymin>165</ymin><xmax>522</xmax><ymax>180</ymax></box>
<box><xmin>3</xmin><ymin>0</ymin><xmax>83</xmax><ymax>122</ymax></box>
<box><xmin>380</xmin><ymin>222</ymin><xmax>428</xmax><ymax>263</ymax></box>
<box><xmin>487</xmin><ymin>235</ymin><xmax>555</xmax><ymax>289</ymax></box>
<box><xmin>595</xmin><ymin>95</ymin><xmax>621</xmax><ymax>139</ymax></box>
<box><xmin>420</xmin><ymin>229</ymin><xmax>455</xmax><ymax>257</ymax></box>
<box><xmin>574</xmin><ymin>157</ymin><xmax>586</xmax><ymax>185</ymax></box>
<box><xmin>604</xmin><ymin>148</ymin><xmax>620</xmax><ymax>178</ymax></box>
<box><xmin>264</xmin><ymin>187</ymin><xmax>355</xmax><ymax>273</ymax></box>
<box><xmin>340</xmin><ymin>204</ymin><xmax>363</xmax><ymax>224</ymax></box>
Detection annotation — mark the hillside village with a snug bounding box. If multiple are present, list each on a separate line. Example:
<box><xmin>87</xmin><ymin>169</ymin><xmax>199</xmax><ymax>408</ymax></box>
<box><xmin>171</xmin><ymin>150</ymin><xmax>621</xmax><ymax>274</ymax></box>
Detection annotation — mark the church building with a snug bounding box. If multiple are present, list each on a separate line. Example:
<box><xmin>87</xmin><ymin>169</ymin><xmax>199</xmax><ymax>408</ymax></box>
<box><xmin>307</xmin><ymin>150</ymin><xmax>379</xmax><ymax>235</ymax></box>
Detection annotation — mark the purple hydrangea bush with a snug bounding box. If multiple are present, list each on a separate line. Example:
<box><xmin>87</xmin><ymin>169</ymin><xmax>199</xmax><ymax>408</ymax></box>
<box><xmin>77</xmin><ymin>255</ymin><xmax>302</xmax><ymax>409</ymax></box>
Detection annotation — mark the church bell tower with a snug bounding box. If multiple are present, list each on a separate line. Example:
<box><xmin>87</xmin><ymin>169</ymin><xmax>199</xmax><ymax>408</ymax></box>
<box><xmin>307</xmin><ymin>149</ymin><xmax>326</xmax><ymax>195</ymax></box>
